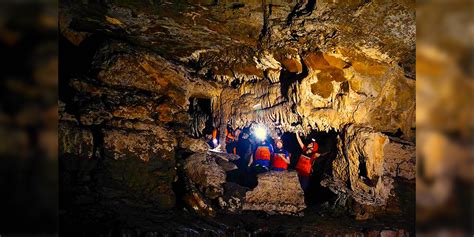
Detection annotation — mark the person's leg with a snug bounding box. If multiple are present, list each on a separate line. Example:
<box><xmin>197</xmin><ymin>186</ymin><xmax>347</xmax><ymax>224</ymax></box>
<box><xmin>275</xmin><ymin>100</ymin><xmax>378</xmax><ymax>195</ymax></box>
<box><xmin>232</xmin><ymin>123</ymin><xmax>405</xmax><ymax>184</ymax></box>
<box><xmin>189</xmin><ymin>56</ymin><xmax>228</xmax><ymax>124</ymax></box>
<box><xmin>225</xmin><ymin>143</ymin><xmax>232</xmax><ymax>153</ymax></box>
<box><xmin>298</xmin><ymin>174</ymin><xmax>309</xmax><ymax>191</ymax></box>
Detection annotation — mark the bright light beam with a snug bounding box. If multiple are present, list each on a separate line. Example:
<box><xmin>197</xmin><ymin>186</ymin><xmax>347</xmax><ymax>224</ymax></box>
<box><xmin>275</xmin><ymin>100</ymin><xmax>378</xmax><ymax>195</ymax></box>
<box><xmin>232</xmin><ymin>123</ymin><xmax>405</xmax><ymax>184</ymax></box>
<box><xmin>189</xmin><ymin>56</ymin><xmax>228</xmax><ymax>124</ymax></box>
<box><xmin>254</xmin><ymin>126</ymin><xmax>267</xmax><ymax>141</ymax></box>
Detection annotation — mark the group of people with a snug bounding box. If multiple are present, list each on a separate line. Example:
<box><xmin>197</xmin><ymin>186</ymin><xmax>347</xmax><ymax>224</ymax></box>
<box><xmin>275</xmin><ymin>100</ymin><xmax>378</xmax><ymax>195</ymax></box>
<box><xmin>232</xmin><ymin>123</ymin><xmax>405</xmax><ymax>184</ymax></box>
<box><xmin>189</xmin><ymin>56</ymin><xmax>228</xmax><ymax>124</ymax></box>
<box><xmin>206</xmin><ymin>125</ymin><xmax>323</xmax><ymax>191</ymax></box>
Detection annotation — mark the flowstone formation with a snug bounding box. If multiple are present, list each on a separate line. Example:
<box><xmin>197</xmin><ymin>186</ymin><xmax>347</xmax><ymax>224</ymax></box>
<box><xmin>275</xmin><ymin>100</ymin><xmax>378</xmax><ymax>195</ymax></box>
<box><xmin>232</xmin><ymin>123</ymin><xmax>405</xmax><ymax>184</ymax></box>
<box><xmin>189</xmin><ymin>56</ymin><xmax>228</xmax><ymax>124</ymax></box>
<box><xmin>59</xmin><ymin>0</ymin><xmax>416</xmax><ymax>232</ymax></box>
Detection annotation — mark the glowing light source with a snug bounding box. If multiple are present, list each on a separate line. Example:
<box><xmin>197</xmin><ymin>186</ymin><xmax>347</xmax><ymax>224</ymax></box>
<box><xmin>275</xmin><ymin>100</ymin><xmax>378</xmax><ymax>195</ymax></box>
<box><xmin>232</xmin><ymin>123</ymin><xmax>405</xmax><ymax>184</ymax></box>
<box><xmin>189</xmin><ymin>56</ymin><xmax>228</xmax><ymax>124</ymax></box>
<box><xmin>212</xmin><ymin>138</ymin><xmax>218</xmax><ymax>145</ymax></box>
<box><xmin>254</xmin><ymin>126</ymin><xmax>267</xmax><ymax>141</ymax></box>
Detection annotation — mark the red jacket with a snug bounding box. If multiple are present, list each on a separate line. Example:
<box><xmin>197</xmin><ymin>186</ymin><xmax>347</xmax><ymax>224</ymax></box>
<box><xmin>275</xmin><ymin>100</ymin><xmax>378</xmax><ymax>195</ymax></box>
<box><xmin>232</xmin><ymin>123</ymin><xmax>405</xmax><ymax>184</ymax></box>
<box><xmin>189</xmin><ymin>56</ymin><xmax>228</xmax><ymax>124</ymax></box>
<box><xmin>272</xmin><ymin>149</ymin><xmax>290</xmax><ymax>170</ymax></box>
<box><xmin>255</xmin><ymin>144</ymin><xmax>273</xmax><ymax>161</ymax></box>
<box><xmin>296</xmin><ymin>142</ymin><xmax>319</xmax><ymax>176</ymax></box>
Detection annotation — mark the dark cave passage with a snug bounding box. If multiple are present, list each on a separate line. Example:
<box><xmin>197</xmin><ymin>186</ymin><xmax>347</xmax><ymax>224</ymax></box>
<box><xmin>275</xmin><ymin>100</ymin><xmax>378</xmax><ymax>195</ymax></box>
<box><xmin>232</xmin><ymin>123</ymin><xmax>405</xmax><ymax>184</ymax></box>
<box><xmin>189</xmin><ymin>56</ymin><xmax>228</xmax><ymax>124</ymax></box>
<box><xmin>188</xmin><ymin>97</ymin><xmax>214</xmax><ymax>138</ymax></box>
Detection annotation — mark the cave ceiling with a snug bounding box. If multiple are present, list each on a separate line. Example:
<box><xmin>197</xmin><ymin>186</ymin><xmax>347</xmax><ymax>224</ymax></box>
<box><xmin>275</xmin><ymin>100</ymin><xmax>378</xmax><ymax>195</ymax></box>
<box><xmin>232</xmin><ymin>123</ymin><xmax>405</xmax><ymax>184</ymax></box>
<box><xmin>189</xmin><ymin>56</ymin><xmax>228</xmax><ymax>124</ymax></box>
<box><xmin>61</xmin><ymin>0</ymin><xmax>416</xmax><ymax>140</ymax></box>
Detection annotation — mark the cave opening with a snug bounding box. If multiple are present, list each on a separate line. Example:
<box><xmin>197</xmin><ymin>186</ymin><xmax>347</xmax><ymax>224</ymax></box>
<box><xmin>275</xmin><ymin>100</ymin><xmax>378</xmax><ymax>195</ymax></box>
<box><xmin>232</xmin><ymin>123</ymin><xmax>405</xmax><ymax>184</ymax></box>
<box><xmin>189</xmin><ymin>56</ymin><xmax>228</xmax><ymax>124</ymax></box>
<box><xmin>188</xmin><ymin>97</ymin><xmax>214</xmax><ymax>138</ymax></box>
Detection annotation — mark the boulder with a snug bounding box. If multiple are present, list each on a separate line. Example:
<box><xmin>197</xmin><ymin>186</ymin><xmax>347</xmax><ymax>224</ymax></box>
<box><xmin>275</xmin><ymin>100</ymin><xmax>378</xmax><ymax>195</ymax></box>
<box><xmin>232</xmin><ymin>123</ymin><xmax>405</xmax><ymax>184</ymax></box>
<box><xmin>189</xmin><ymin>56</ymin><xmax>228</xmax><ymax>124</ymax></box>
<box><xmin>183</xmin><ymin>153</ymin><xmax>226</xmax><ymax>199</ymax></box>
<box><xmin>208</xmin><ymin>150</ymin><xmax>240</xmax><ymax>161</ymax></box>
<box><xmin>215</xmin><ymin>159</ymin><xmax>238</xmax><ymax>172</ymax></box>
<box><xmin>218</xmin><ymin>182</ymin><xmax>250</xmax><ymax>213</ymax></box>
<box><xmin>242</xmin><ymin>171</ymin><xmax>306</xmax><ymax>215</ymax></box>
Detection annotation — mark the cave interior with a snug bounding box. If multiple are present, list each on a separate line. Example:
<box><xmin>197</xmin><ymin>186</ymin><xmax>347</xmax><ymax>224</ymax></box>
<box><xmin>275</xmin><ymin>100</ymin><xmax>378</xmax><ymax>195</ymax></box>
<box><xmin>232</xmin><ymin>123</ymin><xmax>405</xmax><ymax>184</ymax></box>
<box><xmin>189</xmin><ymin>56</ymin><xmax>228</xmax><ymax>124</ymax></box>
<box><xmin>59</xmin><ymin>0</ymin><xmax>416</xmax><ymax>235</ymax></box>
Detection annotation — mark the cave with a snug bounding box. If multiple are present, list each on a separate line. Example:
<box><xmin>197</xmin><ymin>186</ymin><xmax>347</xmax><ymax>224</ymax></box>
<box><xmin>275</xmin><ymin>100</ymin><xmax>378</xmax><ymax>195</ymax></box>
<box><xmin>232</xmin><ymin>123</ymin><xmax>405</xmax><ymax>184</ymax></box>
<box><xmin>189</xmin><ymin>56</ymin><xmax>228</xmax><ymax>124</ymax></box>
<box><xmin>188</xmin><ymin>97</ymin><xmax>214</xmax><ymax>138</ymax></box>
<box><xmin>59</xmin><ymin>0</ymin><xmax>416</xmax><ymax>235</ymax></box>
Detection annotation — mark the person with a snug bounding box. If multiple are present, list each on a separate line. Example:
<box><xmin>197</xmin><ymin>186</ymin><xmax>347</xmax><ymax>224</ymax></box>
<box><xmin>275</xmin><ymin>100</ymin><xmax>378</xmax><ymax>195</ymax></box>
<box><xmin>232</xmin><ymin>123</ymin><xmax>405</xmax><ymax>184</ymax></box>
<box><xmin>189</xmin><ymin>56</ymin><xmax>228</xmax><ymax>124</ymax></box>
<box><xmin>228</xmin><ymin>129</ymin><xmax>241</xmax><ymax>154</ymax></box>
<box><xmin>234</xmin><ymin>130</ymin><xmax>252</xmax><ymax>171</ymax></box>
<box><xmin>295</xmin><ymin>131</ymin><xmax>320</xmax><ymax>191</ymax></box>
<box><xmin>252</xmin><ymin>138</ymin><xmax>274</xmax><ymax>173</ymax></box>
<box><xmin>206</xmin><ymin>128</ymin><xmax>219</xmax><ymax>149</ymax></box>
<box><xmin>225</xmin><ymin>125</ymin><xmax>237</xmax><ymax>153</ymax></box>
<box><xmin>272</xmin><ymin>138</ymin><xmax>290</xmax><ymax>171</ymax></box>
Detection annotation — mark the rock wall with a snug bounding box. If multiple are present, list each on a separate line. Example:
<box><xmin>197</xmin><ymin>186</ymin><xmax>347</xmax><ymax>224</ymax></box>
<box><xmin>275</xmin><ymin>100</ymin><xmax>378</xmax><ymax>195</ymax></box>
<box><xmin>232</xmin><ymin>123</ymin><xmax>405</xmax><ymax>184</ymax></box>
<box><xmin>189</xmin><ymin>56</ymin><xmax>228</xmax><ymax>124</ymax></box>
<box><xmin>328</xmin><ymin>125</ymin><xmax>392</xmax><ymax>206</ymax></box>
<box><xmin>384</xmin><ymin>140</ymin><xmax>416</xmax><ymax>180</ymax></box>
<box><xmin>58</xmin><ymin>42</ymin><xmax>222</xmax><ymax>212</ymax></box>
<box><xmin>323</xmin><ymin>124</ymin><xmax>415</xmax><ymax>210</ymax></box>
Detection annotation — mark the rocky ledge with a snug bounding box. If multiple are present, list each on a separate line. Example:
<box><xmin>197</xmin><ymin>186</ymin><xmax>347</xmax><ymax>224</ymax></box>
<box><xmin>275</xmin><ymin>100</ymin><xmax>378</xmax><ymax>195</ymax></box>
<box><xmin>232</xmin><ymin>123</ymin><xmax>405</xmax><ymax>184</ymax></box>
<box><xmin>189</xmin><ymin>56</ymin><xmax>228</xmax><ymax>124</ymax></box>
<box><xmin>243</xmin><ymin>171</ymin><xmax>306</xmax><ymax>216</ymax></box>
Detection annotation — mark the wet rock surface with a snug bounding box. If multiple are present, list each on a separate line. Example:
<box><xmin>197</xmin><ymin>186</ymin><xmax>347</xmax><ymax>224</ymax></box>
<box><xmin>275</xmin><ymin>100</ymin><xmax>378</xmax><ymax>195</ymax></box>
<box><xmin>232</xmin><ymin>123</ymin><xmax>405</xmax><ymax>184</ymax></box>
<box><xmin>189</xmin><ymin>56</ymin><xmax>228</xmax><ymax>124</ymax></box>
<box><xmin>243</xmin><ymin>171</ymin><xmax>306</xmax><ymax>215</ymax></box>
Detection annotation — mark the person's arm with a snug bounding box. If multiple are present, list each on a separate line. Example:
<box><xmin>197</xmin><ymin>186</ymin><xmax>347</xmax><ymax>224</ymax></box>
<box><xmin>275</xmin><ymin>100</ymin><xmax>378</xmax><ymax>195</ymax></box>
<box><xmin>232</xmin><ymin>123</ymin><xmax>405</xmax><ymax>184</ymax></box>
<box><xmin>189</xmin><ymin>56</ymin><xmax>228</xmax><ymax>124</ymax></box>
<box><xmin>282</xmin><ymin>152</ymin><xmax>290</xmax><ymax>164</ymax></box>
<box><xmin>246</xmin><ymin>144</ymin><xmax>253</xmax><ymax>166</ymax></box>
<box><xmin>296</xmin><ymin>132</ymin><xmax>305</xmax><ymax>150</ymax></box>
<box><xmin>313</xmin><ymin>142</ymin><xmax>323</xmax><ymax>159</ymax></box>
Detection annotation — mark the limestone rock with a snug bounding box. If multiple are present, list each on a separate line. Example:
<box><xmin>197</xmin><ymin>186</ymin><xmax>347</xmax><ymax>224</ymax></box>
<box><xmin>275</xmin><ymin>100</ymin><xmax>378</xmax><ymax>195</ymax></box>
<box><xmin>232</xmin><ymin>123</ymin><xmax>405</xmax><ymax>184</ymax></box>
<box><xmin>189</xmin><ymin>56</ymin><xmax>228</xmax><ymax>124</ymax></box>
<box><xmin>181</xmin><ymin>174</ymin><xmax>216</xmax><ymax>217</ymax></box>
<box><xmin>59</xmin><ymin>7</ymin><xmax>91</xmax><ymax>46</ymax></box>
<box><xmin>63</xmin><ymin>0</ymin><xmax>415</xmax><ymax>138</ymax></box>
<box><xmin>103</xmin><ymin>129</ymin><xmax>176</xmax><ymax>162</ymax></box>
<box><xmin>183</xmin><ymin>153</ymin><xmax>227</xmax><ymax>199</ymax></box>
<box><xmin>59</xmin><ymin>122</ymin><xmax>94</xmax><ymax>159</ymax></box>
<box><xmin>218</xmin><ymin>182</ymin><xmax>250</xmax><ymax>213</ymax></box>
<box><xmin>208</xmin><ymin>150</ymin><xmax>240</xmax><ymax>161</ymax></box>
<box><xmin>215</xmin><ymin>159</ymin><xmax>238</xmax><ymax>172</ymax></box>
<box><xmin>242</xmin><ymin>171</ymin><xmax>306</xmax><ymax>215</ymax></box>
<box><xmin>78</xmin><ymin>101</ymin><xmax>113</xmax><ymax>126</ymax></box>
<box><xmin>384</xmin><ymin>141</ymin><xmax>416</xmax><ymax>180</ymax></box>
<box><xmin>95</xmin><ymin>42</ymin><xmax>221</xmax><ymax>109</ymax></box>
<box><xmin>328</xmin><ymin>125</ymin><xmax>393</xmax><ymax>206</ymax></box>
<box><xmin>100</xmin><ymin>157</ymin><xmax>176</xmax><ymax>209</ymax></box>
<box><xmin>179</xmin><ymin>137</ymin><xmax>209</xmax><ymax>153</ymax></box>
<box><xmin>99</xmin><ymin>128</ymin><xmax>177</xmax><ymax>209</ymax></box>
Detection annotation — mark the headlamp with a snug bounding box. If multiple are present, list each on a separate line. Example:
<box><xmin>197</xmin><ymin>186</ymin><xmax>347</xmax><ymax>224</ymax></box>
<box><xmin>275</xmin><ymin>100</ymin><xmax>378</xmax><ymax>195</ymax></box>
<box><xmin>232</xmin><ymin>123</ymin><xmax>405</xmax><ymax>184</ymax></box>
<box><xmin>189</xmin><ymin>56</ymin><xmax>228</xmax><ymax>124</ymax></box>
<box><xmin>254</xmin><ymin>126</ymin><xmax>267</xmax><ymax>141</ymax></box>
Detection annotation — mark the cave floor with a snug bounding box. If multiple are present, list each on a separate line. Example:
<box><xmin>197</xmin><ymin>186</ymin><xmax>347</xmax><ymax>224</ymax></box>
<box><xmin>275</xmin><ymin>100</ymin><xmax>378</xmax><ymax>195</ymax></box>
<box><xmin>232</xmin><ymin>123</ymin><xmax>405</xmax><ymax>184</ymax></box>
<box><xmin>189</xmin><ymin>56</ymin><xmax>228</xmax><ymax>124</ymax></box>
<box><xmin>60</xmin><ymin>179</ymin><xmax>414</xmax><ymax>236</ymax></box>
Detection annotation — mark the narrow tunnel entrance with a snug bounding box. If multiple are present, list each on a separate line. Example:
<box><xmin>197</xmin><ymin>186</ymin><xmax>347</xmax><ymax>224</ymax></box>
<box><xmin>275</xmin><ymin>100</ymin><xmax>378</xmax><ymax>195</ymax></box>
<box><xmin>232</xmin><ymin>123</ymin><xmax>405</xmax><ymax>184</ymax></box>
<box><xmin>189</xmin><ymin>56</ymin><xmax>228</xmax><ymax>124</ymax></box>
<box><xmin>188</xmin><ymin>97</ymin><xmax>213</xmax><ymax>138</ymax></box>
